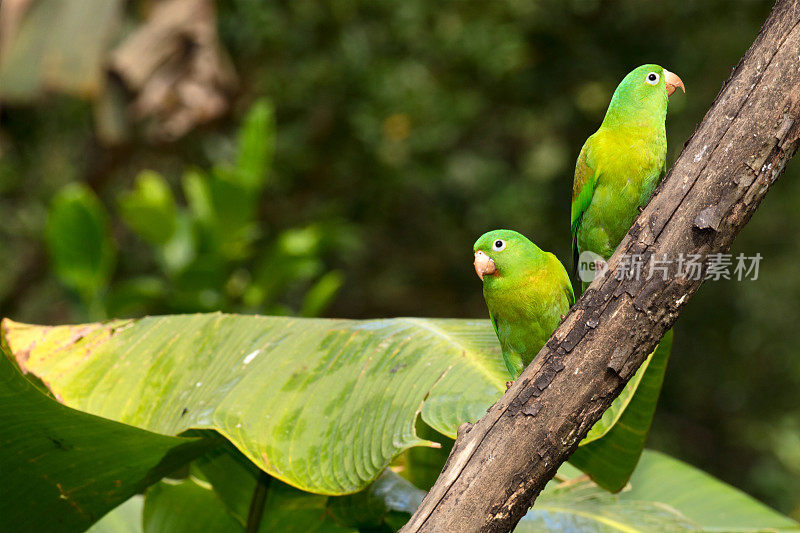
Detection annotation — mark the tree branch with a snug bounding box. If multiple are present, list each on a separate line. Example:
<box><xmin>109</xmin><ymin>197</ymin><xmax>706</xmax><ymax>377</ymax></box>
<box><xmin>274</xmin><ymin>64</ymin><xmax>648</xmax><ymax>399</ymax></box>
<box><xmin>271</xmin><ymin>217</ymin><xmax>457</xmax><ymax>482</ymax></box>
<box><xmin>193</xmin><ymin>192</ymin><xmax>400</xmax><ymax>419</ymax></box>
<box><xmin>401</xmin><ymin>1</ymin><xmax>800</xmax><ymax>531</ymax></box>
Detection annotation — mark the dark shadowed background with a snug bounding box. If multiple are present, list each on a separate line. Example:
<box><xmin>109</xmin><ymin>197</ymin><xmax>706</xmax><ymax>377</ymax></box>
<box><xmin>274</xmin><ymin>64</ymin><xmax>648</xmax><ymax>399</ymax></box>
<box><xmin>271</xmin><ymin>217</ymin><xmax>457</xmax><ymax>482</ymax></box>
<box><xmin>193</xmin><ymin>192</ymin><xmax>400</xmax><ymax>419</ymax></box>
<box><xmin>1</xmin><ymin>0</ymin><xmax>797</xmax><ymax>518</ymax></box>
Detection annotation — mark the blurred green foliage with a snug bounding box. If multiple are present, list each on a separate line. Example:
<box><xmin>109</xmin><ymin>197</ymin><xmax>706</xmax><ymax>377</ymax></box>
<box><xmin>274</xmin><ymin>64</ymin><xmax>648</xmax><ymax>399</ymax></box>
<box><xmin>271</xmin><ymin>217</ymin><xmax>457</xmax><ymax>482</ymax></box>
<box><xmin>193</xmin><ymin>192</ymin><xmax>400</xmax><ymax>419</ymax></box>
<box><xmin>38</xmin><ymin>100</ymin><xmax>347</xmax><ymax>320</ymax></box>
<box><xmin>0</xmin><ymin>0</ymin><xmax>798</xmax><ymax>519</ymax></box>
<box><xmin>45</xmin><ymin>183</ymin><xmax>116</xmax><ymax>316</ymax></box>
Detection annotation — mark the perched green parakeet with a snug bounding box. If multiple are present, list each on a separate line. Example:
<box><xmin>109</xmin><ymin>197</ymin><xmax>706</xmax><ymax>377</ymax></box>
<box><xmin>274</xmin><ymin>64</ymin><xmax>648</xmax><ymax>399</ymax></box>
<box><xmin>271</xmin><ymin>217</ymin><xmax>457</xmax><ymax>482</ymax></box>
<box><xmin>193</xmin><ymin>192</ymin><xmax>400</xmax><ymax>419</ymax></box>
<box><xmin>572</xmin><ymin>64</ymin><xmax>684</xmax><ymax>286</ymax></box>
<box><xmin>566</xmin><ymin>65</ymin><xmax>683</xmax><ymax>489</ymax></box>
<box><xmin>473</xmin><ymin>230</ymin><xmax>574</xmax><ymax>380</ymax></box>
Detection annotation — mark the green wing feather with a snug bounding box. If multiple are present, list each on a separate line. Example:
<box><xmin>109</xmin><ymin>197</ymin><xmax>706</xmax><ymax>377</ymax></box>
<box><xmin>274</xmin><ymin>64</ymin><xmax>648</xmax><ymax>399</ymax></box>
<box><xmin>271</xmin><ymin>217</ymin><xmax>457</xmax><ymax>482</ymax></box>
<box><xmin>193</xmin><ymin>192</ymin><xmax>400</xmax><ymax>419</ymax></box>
<box><xmin>489</xmin><ymin>312</ymin><xmax>500</xmax><ymax>341</ymax></box>
<box><xmin>565</xmin><ymin>278</ymin><xmax>576</xmax><ymax>307</ymax></box>
<box><xmin>490</xmin><ymin>311</ymin><xmax>523</xmax><ymax>379</ymax></box>
<box><xmin>571</xmin><ymin>138</ymin><xmax>599</xmax><ymax>280</ymax></box>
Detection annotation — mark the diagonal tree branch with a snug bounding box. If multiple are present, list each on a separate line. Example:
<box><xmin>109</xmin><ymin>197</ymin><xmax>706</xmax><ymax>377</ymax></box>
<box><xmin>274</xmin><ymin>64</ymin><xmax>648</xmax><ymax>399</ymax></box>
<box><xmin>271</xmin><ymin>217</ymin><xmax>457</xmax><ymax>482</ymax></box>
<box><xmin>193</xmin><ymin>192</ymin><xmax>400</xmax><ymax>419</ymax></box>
<box><xmin>401</xmin><ymin>1</ymin><xmax>800</xmax><ymax>531</ymax></box>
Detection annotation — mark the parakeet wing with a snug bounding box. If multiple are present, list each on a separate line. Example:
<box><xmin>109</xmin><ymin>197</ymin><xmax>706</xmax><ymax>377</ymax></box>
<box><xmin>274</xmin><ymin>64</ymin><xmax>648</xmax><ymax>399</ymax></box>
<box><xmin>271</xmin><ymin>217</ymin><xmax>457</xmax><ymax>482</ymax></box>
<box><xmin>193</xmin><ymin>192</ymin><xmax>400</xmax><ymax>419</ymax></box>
<box><xmin>489</xmin><ymin>311</ymin><xmax>523</xmax><ymax>379</ymax></box>
<box><xmin>565</xmin><ymin>279</ymin><xmax>576</xmax><ymax>307</ymax></box>
<box><xmin>571</xmin><ymin>138</ymin><xmax>599</xmax><ymax>279</ymax></box>
<box><xmin>489</xmin><ymin>311</ymin><xmax>500</xmax><ymax>340</ymax></box>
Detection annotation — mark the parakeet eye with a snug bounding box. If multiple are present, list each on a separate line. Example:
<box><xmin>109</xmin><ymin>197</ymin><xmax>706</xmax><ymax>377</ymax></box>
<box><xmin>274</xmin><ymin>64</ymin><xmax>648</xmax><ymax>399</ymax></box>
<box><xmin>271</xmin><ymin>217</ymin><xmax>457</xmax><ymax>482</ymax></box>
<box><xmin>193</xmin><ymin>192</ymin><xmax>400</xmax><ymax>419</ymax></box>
<box><xmin>645</xmin><ymin>72</ymin><xmax>660</xmax><ymax>85</ymax></box>
<box><xmin>492</xmin><ymin>239</ymin><xmax>506</xmax><ymax>252</ymax></box>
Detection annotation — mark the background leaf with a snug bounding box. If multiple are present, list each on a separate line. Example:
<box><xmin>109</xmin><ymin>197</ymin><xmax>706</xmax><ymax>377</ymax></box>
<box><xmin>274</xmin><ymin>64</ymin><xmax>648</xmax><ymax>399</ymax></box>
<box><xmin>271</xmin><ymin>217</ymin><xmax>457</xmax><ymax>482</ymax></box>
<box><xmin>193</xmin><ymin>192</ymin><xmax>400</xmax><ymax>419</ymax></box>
<box><xmin>519</xmin><ymin>449</ymin><xmax>800</xmax><ymax>532</ymax></box>
<box><xmin>621</xmin><ymin>450</ymin><xmax>800</xmax><ymax>531</ymax></box>
<box><xmin>191</xmin><ymin>446</ymin><xmax>259</xmax><ymax>526</ymax></box>
<box><xmin>328</xmin><ymin>469</ymin><xmax>425</xmax><ymax>529</ymax></box>
<box><xmin>118</xmin><ymin>171</ymin><xmax>178</xmax><ymax>247</ymax></box>
<box><xmin>87</xmin><ymin>496</ymin><xmax>144</xmax><ymax>533</ymax></box>
<box><xmin>518</xmin><ymin>478</ymin><xmax>700</xmax><ymax>532</ymax></box>
<box><xmin>45</xmin><ymin>184</ymin><xmax>116</xmax><ymax>301</ymax></box>
<box><xmin>0</xmin><ymin>348</ymin><xmax>212</xmax><ymax>533</ymax></box>
<box><xmin>143</xmin><ymin>478</ymin><xmax>243</xmax><ymax>533</ymax></box>
<box><xmin>401</xmin><ymin>420</ymin><xmax>454</xmax><ymax>491</ymax></box>
<box><xmin>193</xmin><ymin>445</ymin><xmax>356</xmax><ymax>532</ymax></box>
<box><xmin>233</xmin><ymin>98</ymin><xmax>275</xmax><ymax>191</ymax></box>
<box><xmin>300</xmin><ymin>270</ymin><xmax>345</xmax><ymax>318</ymax></box>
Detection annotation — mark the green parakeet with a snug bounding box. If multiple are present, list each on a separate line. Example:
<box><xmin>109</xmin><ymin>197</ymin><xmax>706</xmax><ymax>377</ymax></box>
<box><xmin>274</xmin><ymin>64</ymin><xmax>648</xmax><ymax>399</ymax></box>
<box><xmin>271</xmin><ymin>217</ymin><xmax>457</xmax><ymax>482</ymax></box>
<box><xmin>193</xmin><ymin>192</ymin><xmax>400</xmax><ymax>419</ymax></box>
<box><xmin>572</xmin><ymin>64</ymin><xmax>684</xmax><ymax>285</ymax></box>
<box><xmin>473</xmin><ymin>230</ymin><xmax>574</xmax><ymax>380</ymax></box>
<box><xmin>567</xmin><ymin>65</ymin><xmax>683</xmax><ymax>489</ymax></box>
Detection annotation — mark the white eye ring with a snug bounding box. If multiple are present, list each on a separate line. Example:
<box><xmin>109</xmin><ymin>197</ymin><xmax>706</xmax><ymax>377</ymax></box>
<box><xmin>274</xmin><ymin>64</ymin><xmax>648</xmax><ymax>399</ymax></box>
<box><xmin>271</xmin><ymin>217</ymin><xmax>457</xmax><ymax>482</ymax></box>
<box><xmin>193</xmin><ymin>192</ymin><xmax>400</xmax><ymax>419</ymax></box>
<box><xmin>645</xmin><ymin>72</ymin><xmax>660</xmax><ymax>85</ymax></box>
<box><xmin>492</xmin><ymin>239</ymin><xmax>506</xmax><ymax>252</ymax></box>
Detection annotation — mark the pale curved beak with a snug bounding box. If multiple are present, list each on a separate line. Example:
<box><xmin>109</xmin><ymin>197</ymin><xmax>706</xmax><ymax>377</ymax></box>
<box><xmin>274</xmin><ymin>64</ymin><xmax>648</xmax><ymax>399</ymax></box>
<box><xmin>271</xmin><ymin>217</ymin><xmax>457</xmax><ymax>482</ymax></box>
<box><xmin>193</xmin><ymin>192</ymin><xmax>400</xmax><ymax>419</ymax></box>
<box><xmin>663</xmin><ymin>69</ymin><xmax>685</xmax><ymax>96</ymax></box>
<box><xmin>474</xmin><ymin>251</ymin><xmax>496</xmax><ymax>281</ymax></box>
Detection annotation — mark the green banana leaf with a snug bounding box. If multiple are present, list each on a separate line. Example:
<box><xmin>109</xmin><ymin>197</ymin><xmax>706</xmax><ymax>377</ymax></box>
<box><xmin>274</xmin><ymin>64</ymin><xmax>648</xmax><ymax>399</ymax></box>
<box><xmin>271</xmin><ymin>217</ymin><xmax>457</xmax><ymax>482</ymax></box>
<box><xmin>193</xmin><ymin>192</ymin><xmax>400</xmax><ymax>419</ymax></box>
<box><xmin>622</xmin><ymin>450</ymin><xmax>800</xmax><ymax>531</ymax></box>
<box><xmin>76</xmin><ymin>448</ymin><xmax>800</xmax><ymax>533</ymax></box>
<box><xmin>519</xmin><ymin>449</ymin><xmax>800</xmax><ymax>532</ymax></box>
<box><xmin>1</xmin><ymin>314</ymin><xmax>505</xmax><ymax>495</ymax></box>
<box><xmin>0</xmin><ymin>348</ymin><xmax>212</xmax><ymax>533</ymax></box>
<box><xmin>1</xmin><ymin>313</ymin><xmax>657</xmax><ymax>496</ymax></box>
<box><xmin>191</xmin><ymin>447</ymin><xmax>260</xmax><ymax>527</ymax></box>
<box><xmin>401</xmin><ymin>420</ymin><xmax>454</xmax><ymax>491</ymax></box>
<box><xmin>328</xmin><ymin>469</ymin><xmax>425</xmax><ymax>529</ymax></box>
<box><xmin>520</xmin><ymin>479</ymin><xmax>699</xmax><ymax>531</ymax></box>
<box><xmin>95</xmin><ymin>456</ymin><xmax>419</xmax><ymax>533</ymax></box>
<box><xmin>143</xmin><ymin>478</ymin><xmax>244</xmax><ymax>533</ymax></box>
<box><xmin>192</xmin><ymin>446</ymin><xmax>356</xmax><ymax>532</ymax></box>
<box><xmin>87</xmin><ymin>496</ymin><xmax>144</xmax><ymax>533</ymax></box>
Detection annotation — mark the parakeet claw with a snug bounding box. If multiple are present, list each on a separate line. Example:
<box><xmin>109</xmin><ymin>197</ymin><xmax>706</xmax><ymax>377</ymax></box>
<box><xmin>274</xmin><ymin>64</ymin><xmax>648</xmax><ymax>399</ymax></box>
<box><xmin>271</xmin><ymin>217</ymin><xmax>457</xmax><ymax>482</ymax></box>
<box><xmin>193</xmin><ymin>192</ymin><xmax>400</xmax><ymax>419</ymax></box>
<box><xmin>560</xmin><ymin>314</ymin><xmax>566</xmax><ymax>322</ymax></box>
<box><xmin>505</xmin><ymin>380</ymin><xmax>514</xmax><ymax>390</ymax></box>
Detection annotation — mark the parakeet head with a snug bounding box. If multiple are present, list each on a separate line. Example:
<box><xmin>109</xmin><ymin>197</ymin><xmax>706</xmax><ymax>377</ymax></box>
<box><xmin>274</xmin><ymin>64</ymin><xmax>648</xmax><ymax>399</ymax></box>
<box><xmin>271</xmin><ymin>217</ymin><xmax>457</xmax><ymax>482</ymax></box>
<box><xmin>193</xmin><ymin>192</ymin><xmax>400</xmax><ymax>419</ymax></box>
<box><xmin>603</xmin><ymin>64</ymin><xmax>684</xmax><ymax>127</ymax></box>
<box><xmin>473</xmin><ymin>229</ymin><xmax>544</xmax><ymax>284</ymax></box>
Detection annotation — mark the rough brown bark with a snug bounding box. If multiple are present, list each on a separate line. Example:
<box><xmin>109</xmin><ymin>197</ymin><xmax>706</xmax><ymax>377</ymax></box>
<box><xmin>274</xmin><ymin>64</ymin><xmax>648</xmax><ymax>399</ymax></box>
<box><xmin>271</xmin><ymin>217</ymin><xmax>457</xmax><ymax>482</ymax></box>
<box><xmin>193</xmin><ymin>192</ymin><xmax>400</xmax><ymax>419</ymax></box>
<box><xmin>401</xmin><ymin>1</ymin><xmax>800</xmax><ymax>531</ymax></box>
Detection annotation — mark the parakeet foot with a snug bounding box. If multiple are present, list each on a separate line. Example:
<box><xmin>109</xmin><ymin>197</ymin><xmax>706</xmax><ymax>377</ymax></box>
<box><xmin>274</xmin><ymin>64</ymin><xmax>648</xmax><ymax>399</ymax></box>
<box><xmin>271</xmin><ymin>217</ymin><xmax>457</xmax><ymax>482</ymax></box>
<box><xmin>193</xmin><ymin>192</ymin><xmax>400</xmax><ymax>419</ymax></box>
<box><xmin>506</xmin><ymin>380</ymin><xmax>514</xmax><ymax>390</ymax></box>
